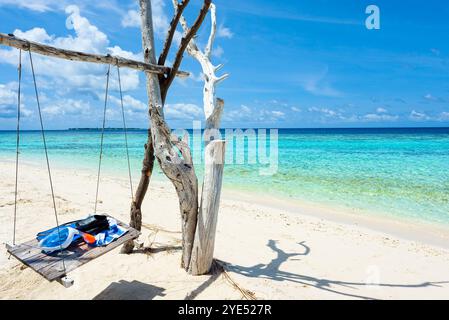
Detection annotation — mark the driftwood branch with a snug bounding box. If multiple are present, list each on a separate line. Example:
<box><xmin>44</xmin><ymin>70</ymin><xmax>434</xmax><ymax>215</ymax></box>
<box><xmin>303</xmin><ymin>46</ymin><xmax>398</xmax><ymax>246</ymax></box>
<box><xmin>0</xmin><ymin>32</ymin><xmax>189</xmax><ymax>77</ymax></box>
<box><xmin>157</xmin><ymin>0</ymin><xmax>190</xmax><ymax>67</ymax></box>
<box><xmin>160</xmin><ymin>0</ymin><xmax>212</xmax><ymax>103</ymax></box>
<box><xmin>189</xmin><ymin>139</ymin><xmax>225</xmax><ymax>275</ymax></box>
<box><xmin>177</xmin><ymin>1</ymin><xmax>228</xmax><ymax>275</ymax></box>
<box><xmin>204</xmin><ymin>2</ymin><xmax>217</xmax><ymax>58</ymax></box>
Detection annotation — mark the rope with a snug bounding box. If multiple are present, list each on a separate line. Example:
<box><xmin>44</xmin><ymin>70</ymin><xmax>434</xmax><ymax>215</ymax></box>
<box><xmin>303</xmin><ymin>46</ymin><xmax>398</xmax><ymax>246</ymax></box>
<box><xmin>12</xmin><ymin>49</ymin><xmax>22</xmax><ymax>246</ymax></box>
<box><xmin>94</xmin><ymin>65</ymin><xmax>111</xmax><ymax>213</ymax></box>
<box><xmin>29</xmin><ymin>51</ymin><xmax>66</xmax><ymax>273</ymax></box>
<box><xmin>116</xmin><ymin>66</ymin><xmax>134</xmax><ymax>200</ymax></box>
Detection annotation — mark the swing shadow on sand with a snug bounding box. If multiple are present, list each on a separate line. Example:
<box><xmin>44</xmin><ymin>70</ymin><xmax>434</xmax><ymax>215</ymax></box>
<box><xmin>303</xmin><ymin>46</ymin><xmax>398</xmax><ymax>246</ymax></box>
<box><xmin>220</xmin><ymin>240</ymin><xmax>449</xmax><ymax>300</ymax></box>
<box><xmin>93</xmin><ymin>280</ymin><xmax>166</xmax><ymax>300</ymax></box>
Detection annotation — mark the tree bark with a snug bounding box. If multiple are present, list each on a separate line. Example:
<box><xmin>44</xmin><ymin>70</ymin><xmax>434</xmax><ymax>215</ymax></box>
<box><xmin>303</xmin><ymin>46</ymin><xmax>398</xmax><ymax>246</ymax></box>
<box><xmin>188</xmin><ymin>139</ymin><xmax>225</xmax><ymax>275</ymax></box>
<box><xmin>123</xmin><ymin>1</ymin><xmax>222</xmax><ymax>273</ymax></box>
<box><xmin>121</xmin><ymin>130</ymin><xmax>154</xmax><ymax>253</ymax></box>
<box><xmin>177</xmin><ymin>2</ymin><xmax>229</xmax><ymax>275</ymax></box>
<box><xmin>160</xmin><ymin>0</ymin><xmax>212</xmax><ymax>104</ymax></box>
<box><xmin>130</xmin><ymin>0</ymin><xmax>200</xmax><ymax>270</ymax></box>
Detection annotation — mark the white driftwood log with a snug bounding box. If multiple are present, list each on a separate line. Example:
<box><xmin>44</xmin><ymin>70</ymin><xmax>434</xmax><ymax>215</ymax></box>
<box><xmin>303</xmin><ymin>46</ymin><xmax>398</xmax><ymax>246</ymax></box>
<box><xmin>189</xmin><ymin>140</ymin><xmax>225</xmax><ymax>275</ymax></box>
<box><xmin>177</xmin><ymin>1</ymin><xmax>229</xmax><ymax>275</ymax></box>
<box><xmin>0</xmin><ymin>32</ymin><xmax>189</xmax><ymax>77</ymax></box>
<box><xmin>139</xmin><ymin>0</ymin><xmax>200</xmax><ymax>270</ymax></box>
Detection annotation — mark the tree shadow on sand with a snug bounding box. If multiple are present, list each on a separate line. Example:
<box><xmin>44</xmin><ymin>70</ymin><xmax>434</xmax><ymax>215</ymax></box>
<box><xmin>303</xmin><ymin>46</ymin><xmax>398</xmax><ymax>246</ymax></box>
<box><xmin>220</xmin><ymin>240</ymin><xmax>449</xmax><ymax>300</ymax></box>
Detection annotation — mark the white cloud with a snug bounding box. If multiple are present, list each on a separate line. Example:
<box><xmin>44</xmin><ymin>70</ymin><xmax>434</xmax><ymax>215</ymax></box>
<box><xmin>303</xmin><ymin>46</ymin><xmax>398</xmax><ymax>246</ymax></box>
<box><xmin>363</xmin><ymin>113</ymin><xmax>398</xmax><ymax>122</ymax></box>
<box><xmin>298</xmin><ymin>67</ymin><xmax>342</xmax><ymax>98</ymax></box>
<box><xmin>121</xmin><ymin>9</ymin><xmax>140</xmax><ymax>28</ymax></box>
<box><xmin>122</xmin><ymin>95</ymin><xmax>147</xmax><ymax>112</ymax></box>
<box><xmin>189</xmin><ymin>72</ymin><xmax>205</xmax><ymax>83</ymax></box>
<box><xmin>0</xmin><ymin>82</ymin><xmax>33</xmax><ymax>118</ymax></box>
<box><xmin>224</xmin><ymin>104</ymin><xmax>287</xmax><ymax>123</ymax></box>
<box><xmin>240</xmin><ymin>105</ymin><xmax>251</xmax><ymax>113</ymax></box>
<box><xmin>0</xmin><ymin>6</ymin><xmax>141</xmax><ymax>94</ymax></box>
<box><xmin>165</xmin><ymin>103</ymin><xmax>203</xmax><ymax>120</ymax></box>
<box><xmin>15</xmin><ymin>27</ymin><xmax>53</xmax><ymax>43</ymax></box>
<box><xmin>423</xmin><ymin>93</ymin><xmax>445</xmax><ymax>103</ymax></box>
<box><xmin>291</xmin><ymin>107</ymin><xmax>301</xmax><ymax>112</ymax></box>
<box><xmin>217</xmin><ymin>24</ymin><xmax>233</xmax><ymax>39</ymax></box>
<box><xmin>212</xmin><ymin>45</ymin><xmax>224</xmax><ymax>58</ymax></box>
<box><xmin>224</xmin><ymin>104</ymin><xmax>252</xmax><ymax>122</ymax></box>
<box><xmin>121</xmin><ymin>1</ymin><xmax>182</xmax><ymax>46</ymax></box>
<box><xmin>0</xmin><ymin>82</ymin><xmax>17</xmax><ymax>105</ymax></box>
<box><xmin>151</xmin><ymin>0</ymin><xmax>170</xmax><ymax>37</ymax></box>
<box><xmin>258</xmin><ymin>110</ymin><xmax>286</xmax><ymax>121</ymax></box>
<box><xmin>303</xmin><ymin>81</ymin><xmax>341</xmax><ymax>97</ymax></box>
<box><xmin>121</xmin><ymin>0</ymin><xmax>181</xmax><ymax>42</ymax></box>
<box><xmin>430</xmin><ymin>48</ymin><xmax>441</xmax><ymax>56</ymax></box>
<box><xmin>0</xmin><ymin>0</ymin><xmax>123</xmax><ymax>14</ymax></box>
<box><xmin>308</xmin><ymin>107</ymin><xmax>341</xmax><ymax>118</ymax></box>
<box><xmin>108</xmin><ymin>46</ymin><xmax>142</xmax><ymax>61</ymax></box>
<box><xmin>110</xmin><ymin>94</ymin><xmax>147</xmax><ymax>113</ymax></box>
<box><xmin>307</xmin><ymin>106</ymin><xmax>399</xmax><ymax>123</ymax></box>
<box><xmin>438</xmin><ymin>112</ymin><xmax>449</xmax><ymax>121</ymax></box>
<box><xmin>0</xmin><ymin>82</ymin><xmax>19</xmax><ymax>118</ymax></box>
<box><xmin>61</xmin><ymin>5</ymin><xmax>108</xmax><ymax>51</ymax></box>
<box><xmin>0</xmin><ymin>0</ymin><xmax>58</xmax><ymax>12</ymax></box>
<box><xmin>42</xmin><ymin>98</ymin><xmax>90</xmax><ymax>116</ymax></box>
<box><xmin>409</xmin><ymin>110</ymin><xmax>430</xmax><ymax>121</ymax></box>
<box><xmin>271</xmin><ymin>111</ymin><xmax>285</xmax><ymax>118</ymax></box>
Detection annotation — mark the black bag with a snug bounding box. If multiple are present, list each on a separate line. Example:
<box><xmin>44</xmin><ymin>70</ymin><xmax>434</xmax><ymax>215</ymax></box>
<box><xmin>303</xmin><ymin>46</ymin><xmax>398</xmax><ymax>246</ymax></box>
<box><xmin>74</xmin><ymin>215</ymin><xmax>110</xmax><ymax>234</ymax></box>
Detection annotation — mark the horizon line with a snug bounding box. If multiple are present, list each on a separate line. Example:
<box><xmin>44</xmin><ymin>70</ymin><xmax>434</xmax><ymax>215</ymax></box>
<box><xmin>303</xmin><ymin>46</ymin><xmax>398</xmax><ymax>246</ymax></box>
<box><xmin>1</xmin><ymin>126</ymin><xmax>449</xmax><ymax>131</ymax></box>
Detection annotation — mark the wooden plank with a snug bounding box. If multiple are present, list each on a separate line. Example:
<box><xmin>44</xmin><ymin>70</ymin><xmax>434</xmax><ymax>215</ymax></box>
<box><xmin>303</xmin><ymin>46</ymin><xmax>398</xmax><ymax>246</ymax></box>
<box><xmin>40</xmin><ymin>229</ymin><xmax>140</xmax><ymax>281</ymax></box>
<box><xmin>6</xmin><ymin>218</ymin><xmax>140</xmax><ymax>282</ymax></box>
<box><xmin>0</xmin><ymin>33</ymin><xmax>190</xmax><ymax>78</ymax></box>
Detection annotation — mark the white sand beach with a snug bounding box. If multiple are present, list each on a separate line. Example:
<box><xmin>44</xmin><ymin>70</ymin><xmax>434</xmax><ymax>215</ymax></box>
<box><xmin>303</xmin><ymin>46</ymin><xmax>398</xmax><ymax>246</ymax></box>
<box><xmin>1</xmin><ymin>160</ymin><xmax>449</xmax><ymax>300</ymax></box>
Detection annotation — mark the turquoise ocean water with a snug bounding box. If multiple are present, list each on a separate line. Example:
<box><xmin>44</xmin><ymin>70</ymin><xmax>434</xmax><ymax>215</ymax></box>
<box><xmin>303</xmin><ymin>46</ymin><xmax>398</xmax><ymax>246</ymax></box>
<box><xmin>1</xmin><ymin>128</ymin><xmax>449</xmax><ymax>226</ymax></box>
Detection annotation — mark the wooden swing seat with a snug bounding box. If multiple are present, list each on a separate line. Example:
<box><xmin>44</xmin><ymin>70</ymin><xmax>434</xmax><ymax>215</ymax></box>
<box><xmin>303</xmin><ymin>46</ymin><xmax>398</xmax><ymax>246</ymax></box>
<box><xmin>6</xmin><ymin>217</ymin><xmax>140</xmax><ymax>282</ymax></box>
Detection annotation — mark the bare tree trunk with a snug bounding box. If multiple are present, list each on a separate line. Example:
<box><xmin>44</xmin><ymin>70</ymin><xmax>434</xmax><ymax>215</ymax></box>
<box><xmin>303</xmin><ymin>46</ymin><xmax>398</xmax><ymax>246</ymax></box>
<box><xmin>122</xmin><ymin>0</ymin><xmax>215</xmax><ymax>271</ymax></box>
<box><xmin>177</xmin><ymin>3</ymin><xmax>229</xmax><ymax>275</ymax></box>
<box><xmin>121</xmin><ymin>130</ymin><xmax>154</xmax><ymax>253</ymax></box>
<box><xmin>133</xmin><ymin>0</ymin><xmax>201</xmax><ymax>270</ymax></box>
<box><xmin>189</xmin><ymin>139</ymin><xmax>225</xmax><ymax>275</ymax></box>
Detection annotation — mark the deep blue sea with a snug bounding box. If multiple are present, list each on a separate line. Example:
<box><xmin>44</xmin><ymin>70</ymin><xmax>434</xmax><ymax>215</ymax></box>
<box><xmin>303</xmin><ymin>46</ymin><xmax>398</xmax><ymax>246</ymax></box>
<box><xmin>1</xmin><ymin>127</ymin><xmax>449</xmax><ymax>226</ymax></box>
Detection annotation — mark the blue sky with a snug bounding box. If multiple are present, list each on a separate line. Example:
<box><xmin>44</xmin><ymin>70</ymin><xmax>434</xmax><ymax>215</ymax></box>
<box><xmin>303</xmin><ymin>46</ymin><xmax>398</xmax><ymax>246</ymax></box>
<box><xmin>1</xmin><ymin>0</ymin><xmax>449</xmax><ymax>129</ymax></box>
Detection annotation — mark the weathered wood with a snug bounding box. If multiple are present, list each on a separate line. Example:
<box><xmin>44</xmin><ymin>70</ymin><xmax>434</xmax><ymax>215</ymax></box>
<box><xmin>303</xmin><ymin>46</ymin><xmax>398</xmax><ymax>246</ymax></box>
<box><xmin>121</xmin><ymin>131</ymin><xmax>154</xmax><ymax>254</ymax></box>
<box><xmin>160</xmin><ymin>0</ymin><xmax>212</xmax><ymax>103</ymax></box>
<box><xmin>158</xmin><ymin>0</ymin><xmax>190</xmax><ymax>67</ymax></box>
<box><xmin>138</xmin><ymin>0</ymin><xmax>199</xmax><ymax>270</ymax></box>
<box><xmin>177</xmin><ymin>2</ymin><xmax>228</xmax><ymax>275</ymax></box>
<box><xmin>189</xmin><ymin>140</ymin><xmax>225</xmax><ymax>275</ymax></box>
<box><xmin>0</xmin><ymin>32</ymin><xmax>189</xmax><ymax>77</ymax></box>
<box><xmin>124</xmin><ymin>0</ymin><xmax>219</xmax><ymax>272</ymax></box>
<box><xmin>6</xmin><ymin>218</ymin><xmax>140</xmax><ymax>281</ymax></box>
